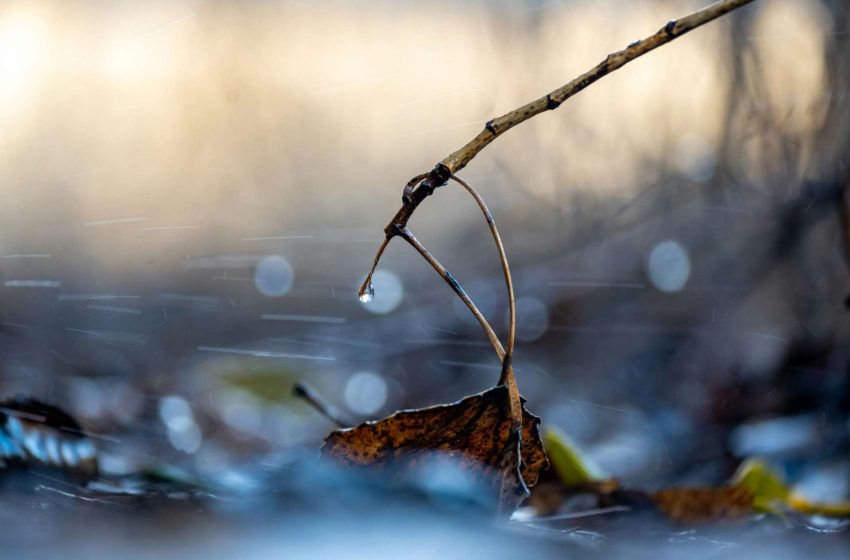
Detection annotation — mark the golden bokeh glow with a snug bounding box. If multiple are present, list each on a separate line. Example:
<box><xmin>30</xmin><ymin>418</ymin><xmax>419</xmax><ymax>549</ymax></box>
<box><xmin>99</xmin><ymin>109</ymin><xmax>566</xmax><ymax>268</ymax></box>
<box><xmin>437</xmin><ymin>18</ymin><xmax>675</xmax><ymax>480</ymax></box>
<box><xmin>0</xmin><ymin>0</ymin><xmax>832</xmax><ymax>267</ymax></box>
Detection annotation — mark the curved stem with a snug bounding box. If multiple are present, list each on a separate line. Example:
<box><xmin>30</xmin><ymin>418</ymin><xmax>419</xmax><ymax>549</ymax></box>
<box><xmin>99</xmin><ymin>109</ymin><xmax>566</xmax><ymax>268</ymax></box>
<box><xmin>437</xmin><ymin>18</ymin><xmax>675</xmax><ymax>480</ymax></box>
<box><xmin>394</xmin><ymin>224</ymin><xmax>522</xmax><ymax>431</ymax></box>
<box><xmin>450</xmin><ymin>174</ymin><xmax>516</xmax><ymax>386</ymax></box>
<box><xmin>358</xmin><ymin>174</ymin><xmax>430</xmax><ymax>300</ymax></box>
<box><xmin>393</xmin><ymin>225</ymin><xmax>505</xmax><ymax>359</ymax></box>
<box><xmin>358</xmin><ymin>236</ymin><xmax>390</xmax><ymax>302</ymax></box>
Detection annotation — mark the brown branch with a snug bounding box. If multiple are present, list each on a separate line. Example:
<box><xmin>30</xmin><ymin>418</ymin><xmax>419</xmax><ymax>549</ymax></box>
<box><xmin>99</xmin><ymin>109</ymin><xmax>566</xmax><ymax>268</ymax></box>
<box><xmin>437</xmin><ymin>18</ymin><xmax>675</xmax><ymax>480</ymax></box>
<box><xmin>449</xmin><ymin>175</ymin><xmax>516</xmax><ymax>374</ymax></box>
<box><xmin>392</xmin><ymin>224</ymin><xmax>505</xmax><ymax>357</ymax></box>
<box><xmin>392</xmin><ymin>224</ymin><xmax>523</xmax><ymax>430</ymax></box>
<box><xmin>442</xmin><ymin>0</ymin><xmax>756</xmax><ymax>176</ymax></box>
<box><xmin>357</xmin><ymin>0</ymin><xmax>754</xmax><ymax>419</ymax></box>
<box><xmin>834</xmin><ymin>180</ymin><xmax>850</xmax><ymax>308</ymax></box>
<box><xmin>358</xmin><ymin>236</ymin><xmax>388</xmax><ymax>303</ymax></box>
<box><xmin>449</xmin><ymin>174</ymin><xmax>520</xmax><ymax>426</ymax></box>
<box><xmin>359</xmin><ymin>0</ymin><xmax>756</xmax><ymax>268</ymax></box>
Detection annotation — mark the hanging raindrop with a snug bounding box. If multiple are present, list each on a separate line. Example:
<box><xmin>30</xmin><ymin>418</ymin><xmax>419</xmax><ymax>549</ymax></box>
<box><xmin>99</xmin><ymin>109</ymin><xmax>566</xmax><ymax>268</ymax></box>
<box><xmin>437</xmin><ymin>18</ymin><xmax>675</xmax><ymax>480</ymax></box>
<box><xmin>358</xmin><ymin>282</ymin><xmax>375</xmax><ymax>303</ymax></box>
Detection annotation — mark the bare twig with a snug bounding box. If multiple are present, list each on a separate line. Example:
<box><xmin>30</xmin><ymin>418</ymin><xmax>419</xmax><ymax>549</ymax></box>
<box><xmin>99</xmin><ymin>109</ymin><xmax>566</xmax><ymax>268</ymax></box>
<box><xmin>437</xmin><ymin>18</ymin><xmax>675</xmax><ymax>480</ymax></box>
<box><xmin>359</xmin><ymin>173</ymin><xmax>428</xmax><ymax>302</ymax></box>
<box><xmin>450</xmin><ymin>174</ymin><xmax>516</xmax><ymax>380</ymax></box>
<box><xmin>358</xmin><ymin>0</ymin><xmax>756</xmax><ymax>289</ymax></box>
<box><xmin>392</xmin><ymin>223</ymin><xmax>523</xmax><ymax>430</ymax></box>
<box><xmin>449</xmin><ymin>174</ymin><xmax>521</xmax><ymax>431</ymax></box>
<box><xmin>357</xmin><ymin>0</ymin><xmax>754</xmax><ymax>434</ymax></box>
<box><xmin>441</xmin><ymin>0</ymin><xmax>754</xmax><ymax>176</ymax></box>
<box><xmin>358</xmin><ymin>236</ymin><xmax>389</xmax><ymax>303</ymax></box>
<box><xmin>392</xmin><ymin>225</ymin><xmax>504</xmax><ymax>356</ymax></box>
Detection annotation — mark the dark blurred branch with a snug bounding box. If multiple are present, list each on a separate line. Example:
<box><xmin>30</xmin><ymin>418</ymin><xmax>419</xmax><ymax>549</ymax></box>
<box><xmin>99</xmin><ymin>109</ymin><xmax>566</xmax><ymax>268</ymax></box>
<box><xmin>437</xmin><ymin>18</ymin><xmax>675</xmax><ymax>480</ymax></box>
<box><xmin>836</xmin><ymin>182</ymin><xmax>850</xmax><ymax>281</ymax></box>
<box><xmin>293</xmin><ymin>383</ymin><xmax>352</xmax><ymax>428</ymax></box>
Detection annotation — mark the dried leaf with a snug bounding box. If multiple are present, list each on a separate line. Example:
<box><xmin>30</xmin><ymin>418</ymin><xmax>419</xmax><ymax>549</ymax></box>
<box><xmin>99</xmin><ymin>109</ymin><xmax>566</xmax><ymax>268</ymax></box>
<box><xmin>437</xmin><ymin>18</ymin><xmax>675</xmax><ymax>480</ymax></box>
<box><xmin>537</xmin><ymin>436</ymin><xmax>759</xmax><ymax>523</ymax></box>
<box><xmin>534</xmin><ymin>443</ymin><xmax>850</xmax><ymax>524</ymax></box>
<box><xmin>651</xmin><ymin>486</ymin><xmax>754</xmax><ymax>524</ymax></box>
<box><xmin>322</xmin><ymin>385</ymin><xmax>547</xmax><ymax>511</ymax></box>
<box><xmin>0</xmin><ymin>398</ymin><xmax>99</xmax><ymax>483</ymax></box>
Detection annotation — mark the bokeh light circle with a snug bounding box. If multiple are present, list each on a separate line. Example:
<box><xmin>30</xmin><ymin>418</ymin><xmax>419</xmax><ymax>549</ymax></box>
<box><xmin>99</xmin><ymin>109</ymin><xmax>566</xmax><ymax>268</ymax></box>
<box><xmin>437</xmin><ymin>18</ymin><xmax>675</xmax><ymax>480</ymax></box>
<box><xmin>647</xmin><ymin>240</ymin><xmax>691</xmax><ymax>293</ymax></box>
<box><xmin>254</xmin><ymin>255</ymin><xmax>294</xmax><ymax>297</ymax></box>
<box><xmin>344</xmin><ymin>371</ymin><xmax>388</xmax><ymax>415</ymax></box>
<box><xmin>509</xmin><ymin>296</ymin><xmax>550</xmax><ymax>342</ymax></box>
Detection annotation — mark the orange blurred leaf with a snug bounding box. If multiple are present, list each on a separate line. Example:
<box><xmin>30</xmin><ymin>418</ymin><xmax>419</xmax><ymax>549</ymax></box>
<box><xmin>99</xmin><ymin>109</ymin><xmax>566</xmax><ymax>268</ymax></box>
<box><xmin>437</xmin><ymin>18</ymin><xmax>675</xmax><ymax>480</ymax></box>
<box><xmin>651</xmin><ymin>486</ymin><xmax>754</xmax><ymax>524</ymax></box>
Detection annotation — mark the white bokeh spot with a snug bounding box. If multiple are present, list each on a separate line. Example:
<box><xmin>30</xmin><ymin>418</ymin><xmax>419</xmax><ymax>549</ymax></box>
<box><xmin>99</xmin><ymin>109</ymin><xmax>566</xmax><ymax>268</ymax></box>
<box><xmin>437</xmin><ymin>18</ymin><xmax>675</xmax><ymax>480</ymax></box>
<box><xmin>509</xmin><ymin>296</ymin><xmax>550</xmax><ymax>342</ymax></box>
<box><xmin>254</xmin><ymin>255</ymin><xmax>294</xmax><ymax>297</ymax></box>
<box><xmin>675</xmin><ymin>133</ymin><xmax>716</xmax><ymax>183</ymax></box>
<box><xmin>647</xmin><ymin>240</ymin><xmax>691</xmax><ymax>293</ymax></box>
<box><xmin>344</xmin><ymin>371</ymin><xmax>388</xmax><ymax>415</ymax></box>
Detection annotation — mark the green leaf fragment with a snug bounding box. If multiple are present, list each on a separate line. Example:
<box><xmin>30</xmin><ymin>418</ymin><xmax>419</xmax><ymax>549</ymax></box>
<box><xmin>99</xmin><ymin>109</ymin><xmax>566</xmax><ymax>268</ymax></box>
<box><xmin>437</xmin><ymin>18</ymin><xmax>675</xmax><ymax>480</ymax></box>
<box><xmin>731</xmin><ymin>458</ymin><xmax>790</xmax><ymax>513</ymax></box>
<box><xmin>732</xmin><ymin>458</ymin><xmax>850</xmax><ymax>518</ymax></box>
<box><xmin>543</xmin><ymin>427</ymin><xmax>605</xmax><ymax>487</ymax></box>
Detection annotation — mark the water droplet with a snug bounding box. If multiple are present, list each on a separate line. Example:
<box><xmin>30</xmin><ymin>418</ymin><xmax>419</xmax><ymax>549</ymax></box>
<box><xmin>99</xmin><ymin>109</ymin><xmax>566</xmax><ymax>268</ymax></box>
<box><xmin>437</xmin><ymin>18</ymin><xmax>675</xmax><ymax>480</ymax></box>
<box><xmin>358</xmin><ymin>282</ymin><xmax>375</xmax><ymax>303</ymax></box>
<box><xmin>361</xmin><ymin>271</ymin><xmax>403</xmax><ymax>314</ymax></box>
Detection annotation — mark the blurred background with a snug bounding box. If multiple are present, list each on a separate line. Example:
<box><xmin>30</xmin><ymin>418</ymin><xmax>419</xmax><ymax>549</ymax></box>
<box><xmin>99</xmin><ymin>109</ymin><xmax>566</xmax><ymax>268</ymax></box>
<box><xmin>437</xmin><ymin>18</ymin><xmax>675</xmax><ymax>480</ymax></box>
<box><xmin>0</xmin><ymin>0</ymin><xmax>848</xmax><ymax>531</ymax></box>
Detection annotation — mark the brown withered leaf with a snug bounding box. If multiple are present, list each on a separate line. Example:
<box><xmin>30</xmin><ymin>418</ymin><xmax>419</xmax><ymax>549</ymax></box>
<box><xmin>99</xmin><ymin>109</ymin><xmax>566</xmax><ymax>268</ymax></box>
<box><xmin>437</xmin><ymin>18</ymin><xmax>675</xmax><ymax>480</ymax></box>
<box><xmin>322</xmin><ymin>385</ymin><xmax>548</xmax><ymax>511</ymax></box>
<box><xmin>531</xmin><ymin>480</ymin><xmax>755</xmax><ymax>524</ymax></box>
<box><xmin>532</xmin><ymin>431</ymin><xmax>760</xmax><ymax>525</ymax></box>
<box><xmin>651</xmin><ymin>486</ymin><xmax>754</xmax><ymax>524</ymax></box>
